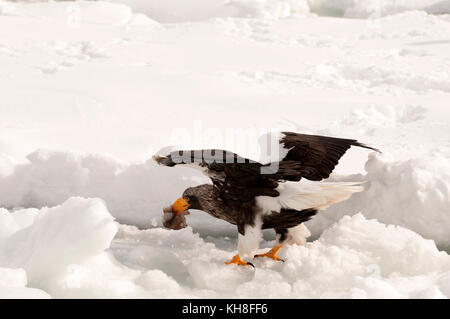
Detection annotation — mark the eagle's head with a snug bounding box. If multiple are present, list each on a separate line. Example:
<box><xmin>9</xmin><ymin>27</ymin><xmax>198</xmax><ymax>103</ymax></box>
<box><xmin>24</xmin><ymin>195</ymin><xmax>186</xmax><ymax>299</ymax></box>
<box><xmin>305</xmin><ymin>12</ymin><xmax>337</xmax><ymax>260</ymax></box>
<box><xmin>171</xmin><ymin>188</ymin><xmax>203</xmax><ymax>214</ymax></box>
<box><xmin>162</xmin><ymin>185</ymin><xmax>213</xmax><ymax>230</ymax></box>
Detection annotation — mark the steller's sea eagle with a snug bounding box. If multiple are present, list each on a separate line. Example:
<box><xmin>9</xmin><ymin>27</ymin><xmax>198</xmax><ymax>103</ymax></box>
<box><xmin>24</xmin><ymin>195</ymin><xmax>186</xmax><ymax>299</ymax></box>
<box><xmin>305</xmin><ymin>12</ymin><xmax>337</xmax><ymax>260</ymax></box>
<box><xmin>154</xmin><ymin>132</ymin><xmax>380</xmax><ymax>266</ymax></box>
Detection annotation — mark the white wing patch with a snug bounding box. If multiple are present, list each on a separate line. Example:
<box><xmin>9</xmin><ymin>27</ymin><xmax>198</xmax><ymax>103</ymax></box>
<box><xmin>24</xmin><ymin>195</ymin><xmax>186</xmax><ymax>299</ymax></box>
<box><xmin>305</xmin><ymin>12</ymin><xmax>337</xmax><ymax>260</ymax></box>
<box><xmin>256</xmin><ymin>180</ymin><xmax>365</xmax><ymax>214</ymax></box>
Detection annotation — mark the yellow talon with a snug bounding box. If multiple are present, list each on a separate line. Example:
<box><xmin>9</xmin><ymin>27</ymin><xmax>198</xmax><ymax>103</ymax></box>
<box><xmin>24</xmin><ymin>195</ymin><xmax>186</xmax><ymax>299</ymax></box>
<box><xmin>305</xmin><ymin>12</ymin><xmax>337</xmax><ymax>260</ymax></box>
<box><xmin>225</xmin><ymin>254</ymin><xmax>253</xmax><ymax>267</ymax></box>
<box><xmin>255</xmin><ymin>245</ymin><xmax>283</xmax><ymax>261</ymax></box>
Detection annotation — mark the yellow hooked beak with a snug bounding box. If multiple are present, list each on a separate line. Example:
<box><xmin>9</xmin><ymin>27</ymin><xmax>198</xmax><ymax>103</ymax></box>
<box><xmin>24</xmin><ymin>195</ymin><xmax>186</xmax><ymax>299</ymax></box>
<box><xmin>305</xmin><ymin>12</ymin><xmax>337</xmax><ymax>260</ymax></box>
<box><xmin>172</xmin><ymin>197</ymin><xmax>190</xmax><ymax>215</ymax></box>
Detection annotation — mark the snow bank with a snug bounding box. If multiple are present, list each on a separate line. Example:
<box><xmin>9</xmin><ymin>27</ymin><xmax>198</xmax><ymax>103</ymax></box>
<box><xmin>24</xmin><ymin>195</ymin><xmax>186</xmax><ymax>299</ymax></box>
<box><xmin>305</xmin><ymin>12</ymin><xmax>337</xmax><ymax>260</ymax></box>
<box><xmin>4</xmin><ymin>0</ymin><xmax>450</xmax><ymax>23</ymax></box>
<box><xmin>307</xmin><ymin>0</ymin><xmax>450</xmax><ymax>18</ymax></box>
<box><xmin>114</xmin><ymin>214</ymin><xmax>450</xmax><ymax>298</ymax></box>
<box><xmin>107</xmin><ymin>0</ymin><xmax>450</xmax><ymax>21</ymax></box>
<box><xmin>281</xmin><ymin>214</ymin><xmax>450</xmax><ymax>298</ymax></box>
<box><xmin>0</xmin><ymin>197</ymin><xmax>117</xmax><ymax>287</ymax></box>
<box><xmin>0</xmin><ymin>196</ymin><xmax>185</xmax><ymax>298</ymax></box>
<box><xmin>108</xmin><ymin>0</ymin><xmax>310</xmax><ymax>22</ymax></box>
<box><xmin>307</xmin><ymin>153</ymin><xmax>450</xmax><ymax>247</ymax></box>
<box><xmin>0</xmin><ymin>267</ymin><xmax>50</xmax><ymax>298</ymax></box>
<box><xmin>103</xmin><ymin>0</ymin><xmax>450</xmax><ymax>21</ymax></box>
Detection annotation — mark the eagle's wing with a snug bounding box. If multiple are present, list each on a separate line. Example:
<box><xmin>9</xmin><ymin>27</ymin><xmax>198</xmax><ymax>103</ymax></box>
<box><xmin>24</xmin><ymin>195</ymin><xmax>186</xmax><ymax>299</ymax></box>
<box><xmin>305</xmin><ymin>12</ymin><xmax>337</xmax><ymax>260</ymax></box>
<box><xmin>153</xmin><ymin>132</ymin><xmax>379</xmax><ymax>201</ymax></box>
<box><xmin>277</xmin><ymin>132</ymin><xmax>380</xmax><ymax>181</ymax></box>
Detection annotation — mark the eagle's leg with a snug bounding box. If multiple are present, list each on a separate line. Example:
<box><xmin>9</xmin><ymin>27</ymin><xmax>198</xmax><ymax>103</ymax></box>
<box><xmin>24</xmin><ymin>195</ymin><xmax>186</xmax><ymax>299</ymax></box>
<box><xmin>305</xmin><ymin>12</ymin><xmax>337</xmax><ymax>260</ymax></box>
<box><xmin>225</xmin><ymin>220</ymin><xmax>261</xmax><ymax>267</ymax></box>
<box><xmin>254</xmin><ymin>228</ymin><xmax>287</xmax><ymax>261</ymax></box>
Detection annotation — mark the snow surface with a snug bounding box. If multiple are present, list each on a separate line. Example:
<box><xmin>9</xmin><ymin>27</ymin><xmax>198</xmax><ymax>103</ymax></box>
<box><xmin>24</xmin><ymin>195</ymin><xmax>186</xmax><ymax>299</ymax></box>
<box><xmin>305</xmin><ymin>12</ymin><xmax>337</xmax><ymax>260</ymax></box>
<box><xmin>1</xmin><ymin>0</ymin><xmax>450</xmax><ymax>298</ymax></box>
<box><xmin>1</xmin><ymin>201</ymin><xmax>450</xmax><ymax>298</ymax></box>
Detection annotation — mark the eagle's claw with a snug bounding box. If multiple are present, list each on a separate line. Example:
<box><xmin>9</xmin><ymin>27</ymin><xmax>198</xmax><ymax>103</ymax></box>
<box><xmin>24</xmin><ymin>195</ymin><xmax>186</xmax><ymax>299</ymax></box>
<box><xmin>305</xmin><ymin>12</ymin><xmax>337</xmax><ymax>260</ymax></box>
<box><xmin>254</xmin><ymin>245</ymin><xmax>284</xmax><ymax>262</ymax></box>
<box><xmin>225</xmin><ymin>255</ymin><xmax>254</xmax><ymax>267</ymax></box>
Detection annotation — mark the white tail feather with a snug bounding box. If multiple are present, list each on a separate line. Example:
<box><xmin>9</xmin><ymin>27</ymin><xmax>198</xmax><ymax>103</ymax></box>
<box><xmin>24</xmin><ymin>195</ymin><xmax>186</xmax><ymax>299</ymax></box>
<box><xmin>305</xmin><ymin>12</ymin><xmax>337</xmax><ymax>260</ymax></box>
<box><xmin>256</xmin><ymin>181</ymin><xmax>365</xmax><ymax>214</ymax></box>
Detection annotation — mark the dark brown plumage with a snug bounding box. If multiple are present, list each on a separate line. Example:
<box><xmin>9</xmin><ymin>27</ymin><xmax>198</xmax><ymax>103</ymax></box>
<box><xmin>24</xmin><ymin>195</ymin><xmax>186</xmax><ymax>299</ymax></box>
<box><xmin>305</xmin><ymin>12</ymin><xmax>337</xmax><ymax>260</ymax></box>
<box><xmin>182</xmin><ymin>184</ymin><xmax>317</xmax><ymax>230</ymax></box>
